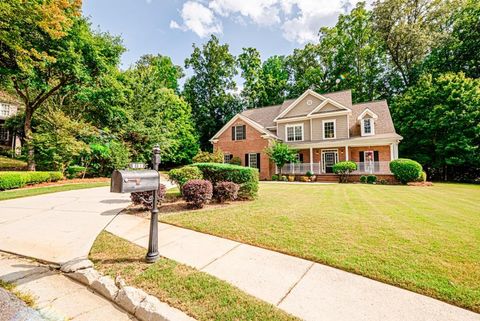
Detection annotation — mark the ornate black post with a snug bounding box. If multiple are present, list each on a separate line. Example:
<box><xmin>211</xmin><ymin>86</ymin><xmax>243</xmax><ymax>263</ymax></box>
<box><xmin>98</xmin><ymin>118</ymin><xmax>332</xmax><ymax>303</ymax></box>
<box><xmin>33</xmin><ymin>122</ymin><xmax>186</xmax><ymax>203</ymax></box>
<box><xmin>145</xmin><ymin>144</ymin><xmax>161</xmax><ymax>263</ymax></box>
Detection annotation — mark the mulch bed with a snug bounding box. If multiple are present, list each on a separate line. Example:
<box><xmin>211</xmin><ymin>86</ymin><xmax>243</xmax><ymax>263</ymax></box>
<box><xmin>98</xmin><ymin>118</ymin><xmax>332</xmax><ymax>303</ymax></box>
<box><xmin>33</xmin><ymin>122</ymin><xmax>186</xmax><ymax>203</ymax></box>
<box><xmin>407</xmin><ymin>181</ymin><xmax>434</xmax><ymax>186</ymax></box>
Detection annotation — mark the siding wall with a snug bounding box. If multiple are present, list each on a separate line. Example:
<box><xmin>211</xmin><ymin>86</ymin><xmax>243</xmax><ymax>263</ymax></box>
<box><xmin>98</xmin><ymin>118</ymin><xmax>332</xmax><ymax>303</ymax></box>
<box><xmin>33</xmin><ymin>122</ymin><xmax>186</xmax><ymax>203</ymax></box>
<box><xmin>277</xmin><ymin>120</ymin><xmax>311</xmax><ymax>142</ymax></box>
<box><xmin>283</xmin><ymin>94</ymin><xmax>322</xmax><ymax>118</ymax></box>
<box><xmin>311</xmin><ymin>115</ymin><xmax>349</xmax><ymax>140</ymax></box>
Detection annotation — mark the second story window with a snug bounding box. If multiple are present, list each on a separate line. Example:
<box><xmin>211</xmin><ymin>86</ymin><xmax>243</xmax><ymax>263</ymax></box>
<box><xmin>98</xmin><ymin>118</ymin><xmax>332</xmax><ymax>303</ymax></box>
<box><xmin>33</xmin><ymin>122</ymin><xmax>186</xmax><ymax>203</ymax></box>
<box><xmin>232</xmin><ymin>125</ymin><xmax>246</xmax><ymax>141</ymax></box>
<box><xmin>286</xmin><ymin>124</ymin><xmax>303</xmax><ymax>142</ymax></box>
<box><xmin>361</xmin><ymin>118</ymin><xmax>375</xmax><ymax>136</ymax></box>
<box><xmin>323</xmin><ymin>120</ymin><xmax>336</xmax><ymax>139</ymax></box>
<box><xmin>0</xmin><ymin>103</ymin><xmax>10</xmax><ymax>117</ymax></box>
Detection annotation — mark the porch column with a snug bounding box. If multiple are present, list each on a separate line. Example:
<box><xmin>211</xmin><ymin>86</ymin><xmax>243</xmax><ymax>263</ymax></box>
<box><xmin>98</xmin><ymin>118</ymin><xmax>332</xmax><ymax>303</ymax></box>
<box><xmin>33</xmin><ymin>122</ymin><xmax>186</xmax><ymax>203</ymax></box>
<box><xmin>309</xmin><ymin>147</ymin><xmax>313</xmax><ymax>173</ymax></box>
<box><xmin>345</xmin><ymin>145</ymin><xmax>349</xmax><ymax>161</ymax></box>
<box><xmin>390</xmin><ymin>143</ymin><xmax>394</xmax><ymax>160</ymax></box>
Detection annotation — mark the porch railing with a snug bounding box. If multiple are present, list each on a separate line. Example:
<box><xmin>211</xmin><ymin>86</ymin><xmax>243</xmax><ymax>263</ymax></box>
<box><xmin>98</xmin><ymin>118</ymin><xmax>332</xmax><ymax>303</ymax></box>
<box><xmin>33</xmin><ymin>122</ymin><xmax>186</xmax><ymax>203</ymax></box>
<box><xmin>279</xmin><ymin>161</ymin><xmax>391</xmax><ymax>175</ymax></box>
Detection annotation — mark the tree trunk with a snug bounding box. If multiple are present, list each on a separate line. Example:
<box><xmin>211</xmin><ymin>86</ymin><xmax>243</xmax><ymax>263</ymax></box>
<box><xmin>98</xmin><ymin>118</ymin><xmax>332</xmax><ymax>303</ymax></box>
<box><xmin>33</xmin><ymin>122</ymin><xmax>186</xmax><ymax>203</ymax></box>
<box><xmin>24</xmin><ymin>105</ymin><xmax>35</xmax><ymax>171</ymax></box>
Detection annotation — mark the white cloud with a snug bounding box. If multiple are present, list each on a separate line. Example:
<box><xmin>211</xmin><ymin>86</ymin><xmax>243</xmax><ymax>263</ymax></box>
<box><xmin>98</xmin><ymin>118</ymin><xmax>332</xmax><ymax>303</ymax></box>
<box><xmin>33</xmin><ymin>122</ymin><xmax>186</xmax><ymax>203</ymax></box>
<box><xmin>171</xmin><ymin>0</ymin><xmax>367</xmax><ymax>43</ymax></box>
<box><xmin>170</xmin><ymin>1</ymin><xmax>222</xmax><ymax>38</ymax></box>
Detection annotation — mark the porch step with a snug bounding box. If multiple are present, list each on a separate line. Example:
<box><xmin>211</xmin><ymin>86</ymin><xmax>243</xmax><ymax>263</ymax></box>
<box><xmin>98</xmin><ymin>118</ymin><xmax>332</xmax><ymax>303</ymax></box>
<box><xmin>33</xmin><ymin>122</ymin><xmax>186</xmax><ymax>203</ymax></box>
<box><xmin>315</xmin><ymin>175</ymin><xmax>339</xmax><ymax>182</ymax></box>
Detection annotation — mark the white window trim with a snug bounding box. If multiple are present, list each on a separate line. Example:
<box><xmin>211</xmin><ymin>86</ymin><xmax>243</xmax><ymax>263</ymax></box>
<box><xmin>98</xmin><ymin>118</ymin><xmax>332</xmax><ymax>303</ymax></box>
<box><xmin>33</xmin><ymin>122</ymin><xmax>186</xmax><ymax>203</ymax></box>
<box><xmin>233</xmin><ymin>125</ymin><xmax>245</xmax><ymax>141</ymax></box>
<box><xmin>322</xmin><ymin>119</ymin><xmax>336</xmax><ymax>140</ymax></box>
<box><xmin>248</xmin><ymin>153</ymin><xmax>258</xmax><ymax>168</ymax></box>
<box><xmin>361</xmin><ymin>118</ymin><xmax>375</xmax><ymax>136</ymax></box>
<box><xmin>285</xmin><ymin>123</ymin><xmax>304</xmax><ymax>142</ymax></box>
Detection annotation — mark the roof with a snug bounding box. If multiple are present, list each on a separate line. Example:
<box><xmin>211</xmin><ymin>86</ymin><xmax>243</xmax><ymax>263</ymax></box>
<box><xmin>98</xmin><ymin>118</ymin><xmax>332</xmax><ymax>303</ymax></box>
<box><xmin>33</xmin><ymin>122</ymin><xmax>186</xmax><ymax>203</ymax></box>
<box><xmin>227</xmin><ymin>89</ymin><xmax>398</xmax><ymax>141</ymax></box>
<box><xmin>0</xmin><ymin>91</ymin><xmax>22</xmax><ymax>105</ymax></box>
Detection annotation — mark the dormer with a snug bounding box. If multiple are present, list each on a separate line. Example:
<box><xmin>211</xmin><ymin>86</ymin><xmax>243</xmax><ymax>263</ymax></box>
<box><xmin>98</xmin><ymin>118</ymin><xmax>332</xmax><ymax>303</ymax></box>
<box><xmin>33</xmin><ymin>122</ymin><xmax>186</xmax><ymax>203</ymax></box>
<box><xmin>357</xmin><ymin>108</ymin><xmax>378</xmax><ymax>136</ymax></box>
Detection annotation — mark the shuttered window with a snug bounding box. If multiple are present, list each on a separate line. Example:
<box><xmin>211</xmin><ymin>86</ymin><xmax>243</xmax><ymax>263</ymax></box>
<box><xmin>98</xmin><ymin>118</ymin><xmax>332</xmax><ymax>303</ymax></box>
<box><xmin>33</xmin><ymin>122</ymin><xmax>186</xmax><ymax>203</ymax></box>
<box><xmin>232</xmin><ymin>125</ymin><xmax>246</xmax><ymax>140</ymax></box>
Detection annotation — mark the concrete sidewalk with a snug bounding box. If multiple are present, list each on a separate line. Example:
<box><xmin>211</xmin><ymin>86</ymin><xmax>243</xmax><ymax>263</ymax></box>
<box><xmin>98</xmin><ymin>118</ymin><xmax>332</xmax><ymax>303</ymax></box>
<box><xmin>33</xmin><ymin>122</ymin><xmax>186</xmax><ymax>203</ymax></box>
<box><xmin>107</xmin><ymin>213</ymin><xmax>480</xmax><ymax>321</ymax></box>
<box><xmin>0</xmin><ymin>187</ymin><xmax>131</xmax><ymax>264</ymax></box>
<box><xmin>0</xmin><ymin>252</ymin><xmax>136</xmax><ymax>320</ymax></box>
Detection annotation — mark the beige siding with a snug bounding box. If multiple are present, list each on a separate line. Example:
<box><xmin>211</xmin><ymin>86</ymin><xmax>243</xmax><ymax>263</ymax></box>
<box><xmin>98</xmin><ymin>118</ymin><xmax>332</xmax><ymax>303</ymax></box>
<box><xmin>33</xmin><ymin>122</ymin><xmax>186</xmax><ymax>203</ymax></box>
<box><xmin>311</xmin><ymin>115</ymin><xmax>349</xmax><ymax>141</ymax></box>
<box><xmin>320</xmin><ymin>102</ymin><xmax>342</xmax><ymax>112</ymax></box>
<box><xmin>283</xmin><ymin>94</ymin><xmax>322</xmax><ymax>118</ymax></box>
<box><xmin>278</xmin><ymin>120</ymin><xmax>310</xmax><ymax>142</ymax></box>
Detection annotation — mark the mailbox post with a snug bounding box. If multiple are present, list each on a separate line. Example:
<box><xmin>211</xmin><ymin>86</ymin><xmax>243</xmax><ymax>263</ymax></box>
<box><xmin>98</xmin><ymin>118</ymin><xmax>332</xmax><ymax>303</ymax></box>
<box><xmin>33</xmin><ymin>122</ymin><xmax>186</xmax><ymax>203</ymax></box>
<box><xmin>145</xmin><ymin>145</ymin><xmax>161</xmax><ymax>263</ymax></box>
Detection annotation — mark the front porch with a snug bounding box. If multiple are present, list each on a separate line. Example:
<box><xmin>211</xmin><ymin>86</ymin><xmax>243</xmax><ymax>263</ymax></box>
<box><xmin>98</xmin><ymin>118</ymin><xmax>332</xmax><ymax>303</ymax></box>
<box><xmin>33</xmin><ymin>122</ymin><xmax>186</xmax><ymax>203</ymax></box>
<box><xmin>279</xmin><ymin>161</ymin><xmax>392</xmax><ymax>175</ymax></box>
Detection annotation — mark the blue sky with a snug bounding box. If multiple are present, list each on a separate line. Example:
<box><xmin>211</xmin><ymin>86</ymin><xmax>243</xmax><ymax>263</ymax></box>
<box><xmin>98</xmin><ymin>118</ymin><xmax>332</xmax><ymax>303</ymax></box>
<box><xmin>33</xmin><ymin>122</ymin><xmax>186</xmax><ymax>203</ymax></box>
<box><xmin>82</xmin><ymin>0</ymin><xmax>362</xmax><ymax>72</ymax></box>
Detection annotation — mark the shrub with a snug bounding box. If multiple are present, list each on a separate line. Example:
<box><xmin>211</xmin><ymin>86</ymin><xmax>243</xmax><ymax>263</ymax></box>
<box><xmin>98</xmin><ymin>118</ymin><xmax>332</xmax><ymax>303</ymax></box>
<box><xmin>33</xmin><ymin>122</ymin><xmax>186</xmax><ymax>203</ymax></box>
<box><xmin>131</xmin><ymin>184</ymin><xmax>167</xmax><ymax>209</ymax></box>
<box><xmin>66</xmin><ymin>165</ymin><xmax>86</xmax><ymax>179</ymax></box>
<box><xmin>379</xmin><ymin>179</ymin><xmax>389</xmax><ymax>185</ymax></box>
<box><xmin>0</xmin><ymin>171</ymin><xmax>63</xmax><ymax>190</ymax></box>
<box><xmin>192</xmin><ymin>149</ymin><xmax>223</xmax><ymax>163</ymax></box>
<box><xmin>182</xmin><ymin>179</ymin><xmax>213</xmax><ymax>208</ymax></box>
<box><xmin>389</xmin><ymin>159</ymin><xmax>423</xmax><ymax>184</ymax></box>
<box><xmin>281</xmin><ymin>175</ymin><xmax>287</xmax><ymax>181</ymax></box>
<box><xmin>271</xmin><ymin>174</ymin><xmax>279</xmax><ymax>181</ymax></box>
<box><xmin>300</xmin><ymin>176</ymin><xmax>309</xmax><ymax>182</ymax></box>
<box><xmin>230</xmin><ymin>156</ymin><xmax>242</xmax><ymax>166</ymax></box>
<box><xmin>288</xmin><ymin>175</ymin><xmax>295</xmax><ymax>182</ymax></box>
<box><xmin>367</xmin><ymin>175</ymin><xmax>377</xmax><ymax>184</ymax></box>
<box><xmin>333</xmin><ymin>161</ymin><xmax>357</xmax><ymax>183</ymax></box>
<box><xmin>306</xmin><ymin>171</ymin><xmax>313</xmax><ymax>177</ymax></box>
<box><xmin>191</xmin><ymin>163</ymin><xmax>259</xmax><ymax>200</ymax></box>
<box><xmin>213</xmin><ymin>181</ymin><xmax>239</xmax><ymax>203</ymax></box>
<box><xmin>168</xmin><ymin>166</ymin><xmax>203</xmax><ymax>192</ymax></box>
<box><xmin>417</xmin><ymin>171</ymin><xmax>427</xmax><ymax>182</ymax></box>
<box><xmin>360</xmin><ymin>175</ymin><xmax>367</xmax><ymax>183</ymax></box>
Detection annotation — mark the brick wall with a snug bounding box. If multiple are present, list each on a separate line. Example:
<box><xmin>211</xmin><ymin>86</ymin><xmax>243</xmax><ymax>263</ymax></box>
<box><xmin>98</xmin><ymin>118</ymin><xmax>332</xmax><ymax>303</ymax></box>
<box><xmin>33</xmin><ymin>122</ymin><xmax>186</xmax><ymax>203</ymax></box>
<box><xmin>349</xmin><ymin>145</ymin><xmax>392</xmax><ymax>162</ymax></box>
<box><xmin>213</xmin><ymin>119</ymin><xmax>272</xmax><ymax>180</ymax></box>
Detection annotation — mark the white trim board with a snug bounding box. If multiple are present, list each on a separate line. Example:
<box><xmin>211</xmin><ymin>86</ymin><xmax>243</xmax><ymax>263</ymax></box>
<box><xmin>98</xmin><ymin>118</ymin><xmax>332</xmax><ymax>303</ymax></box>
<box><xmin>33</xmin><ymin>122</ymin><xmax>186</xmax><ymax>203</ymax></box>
<box><xmin>274</xmin><ymin>89</ymin><xmax>329</xmax><ymax>121</ymax></box>
<box><xmin>209</xmin><ymin>114</ymin><xmax>276</xmax><ymax>142</ymax></box>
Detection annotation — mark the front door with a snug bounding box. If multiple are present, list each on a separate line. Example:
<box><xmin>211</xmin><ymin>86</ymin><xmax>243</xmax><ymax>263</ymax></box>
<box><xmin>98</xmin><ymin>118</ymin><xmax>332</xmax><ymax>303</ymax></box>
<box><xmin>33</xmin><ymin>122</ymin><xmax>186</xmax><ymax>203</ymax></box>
<box><xmin>322</xmin><ymin>150</ymin><xmax>338</xmax><ymax>173</ymax></box>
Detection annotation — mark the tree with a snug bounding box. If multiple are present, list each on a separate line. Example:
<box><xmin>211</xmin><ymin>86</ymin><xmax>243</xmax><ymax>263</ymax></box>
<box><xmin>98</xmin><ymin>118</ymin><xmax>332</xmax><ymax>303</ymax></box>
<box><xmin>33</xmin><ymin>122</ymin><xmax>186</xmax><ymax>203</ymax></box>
<box><xmin>183</xmin><ymin>35</ymin><xmax>242</xmax><ymax>149</ymax></box>
<box><xmin>264</xmin><ymin>142</ymin><xmax>298</xmax><ymax>175</ymax></box>
<box><xmin>422</xmin><ymin>0</ymin><xmax>480</xmax><ymax>78</ymax></box>
<box><xmin>391</xmin><ymin>72</ymin><xmax>480</xmax><ymax>181</ymax></box>
<box><xmin>238</xmin><ymin>48</ymin><xmax>264</xmax><ymax>108</ymax></box>
<box><xmin>0</xmin><ymin>1</ymin><xmax>124</xmax><ymax>170</ymax></box>
<box><xmin>372</xmin><ymin>0</ymin><xmax>454</xmax><ymax>88</ymax></box>
<box><xmin>261</xmin><ymin>56</ymin><xmax>289</xmax><ymax>105</ymax></box>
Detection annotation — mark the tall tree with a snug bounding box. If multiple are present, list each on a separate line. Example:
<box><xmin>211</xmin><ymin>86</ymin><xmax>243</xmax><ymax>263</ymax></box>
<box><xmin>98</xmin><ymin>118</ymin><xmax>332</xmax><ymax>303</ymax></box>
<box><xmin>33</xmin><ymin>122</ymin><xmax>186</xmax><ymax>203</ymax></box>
<box><xmin>261</xmin><ymin>56</ymin><xmax>289</xmax><ymax>105</ymax></box>
<box><xmin>238</xmin><ymin>48</ymin><xmax>264</xmax><ymax>108</ymax></box>
<box><xmin>391</xmin><ymin>72</ymin><xmax>480</xmax><ymax>181</ymax></box>
<box><xmin>183</xmin><ymin>35</ymin><xmax>241</xmax><ymax>149</ymax></box>
<box><xmin>372</xmin><ymin>0</ymin><xmax>454</xmax><ymax>88</ymax></box>
<box><xmin>0</xmin><ymin>1</ymin><xmax>124</xmax><ymax>170</ymax></box>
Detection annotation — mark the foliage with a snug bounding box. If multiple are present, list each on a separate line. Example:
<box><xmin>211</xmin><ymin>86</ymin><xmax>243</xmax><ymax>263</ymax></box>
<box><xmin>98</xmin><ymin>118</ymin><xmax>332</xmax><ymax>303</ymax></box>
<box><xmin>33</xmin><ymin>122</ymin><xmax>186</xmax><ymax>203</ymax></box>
<box><xmin>0</xmin><ymin>156</ymin><xmax>27</xmax><ymax>170</ymax></box>
<box><xmin>0</xmin><ymin>171</ymin><xmax>63</xmax><ymax>190</ymax></box>
<box><xmin>417</xmin><ymin>171</ymin><xmax>427</xmax><ymax>182</ymax></box>
<box><xmin>66</xmin><ymin>165</ymin><xmax>85</xmax><ymax>179</ymax></box>
<box><xmin>390</xmin><ymin>159</ymin><xmax>423</xmax><ymax>184</ymax></box>
<box><xmin>271</xmin><ymin>174</ymin><xmax>279</xmax><ymax>181</ymax></box>
<box><xmin>305</xmin><ymin>171</ymin><xmax>313</xmax><ymax>178</ymax></box>
<box><xmin>182</xmin><ymin>179</ymin><xmax>213</xmax><ymax>208</ymax></box>
<box><xmin>130</xmin><ymin>184</ymin><xmax>167</xmax><ymax>209</ymax></box>
<box><xmin>264</xmin><ymin>142</ymin><xmax>298</xmax><ymax>175</ymax></box>
<box><xmin>192</xmin><ymin>163</ymin><xmax>259</xmax><ymax>199</ymax></box>
<box><xmin>391</xmin><ymin>73</ymin><xmax>480</xmax><ymax>181</ymax></box>
<box><xmin>360</xmin><ymin>175</ymin><xmax>368</xmax><ymax>183</ymax></box>
<box><xmin>213</xmin><ymin>181</ymin><xmax>240</xmax><ymax>203</ymax></box>
<box><xmin>183</xmin><ymin>35</ymin><xmax>242</xmax><ymax>149</ymax></box>
<box><xmin>168</xmin><ymin>166</ymin><xmax>203</xmax><ymax>191</ymax></box>
<box><xmin>333</xmin><ymin>161</ymin><xmax>357</xmax><ymax>183</ymax></box>
<box><xmin>192</xmin><ymin>149</ymin><xmax>224</xmax><ymax>163</ymax></box>
<box><xmin>230</xmin><ymin>156</ymin><xmax>242</xmax><ymax>166</ymax></box>
<box><xmin>83</xmin><ymin>139</ymin><xmax>131</xmax><ymax>177</ymax></box>
<box><xmin>366</xmin><ymin>175</ymin><xmax>377</xmax><ymax>184</ymax></box>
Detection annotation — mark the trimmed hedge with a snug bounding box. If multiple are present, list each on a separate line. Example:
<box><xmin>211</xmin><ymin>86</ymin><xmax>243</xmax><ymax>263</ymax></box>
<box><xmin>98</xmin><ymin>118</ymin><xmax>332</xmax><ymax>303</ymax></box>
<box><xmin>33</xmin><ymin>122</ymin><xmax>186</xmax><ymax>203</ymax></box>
<box><xmin>67</xmin><ymin>165</ymin><xmax>86</xmax><ymax>179</ymax></box>
<box><xmin>333</xmin><ymin>161</ymin><xmax>357</xmax><ymax>183</ymax></box>
<box><xmin>389</xmin><ymin>159</ymin><xmax>423</xmax><ymax>184</ymax></box>
<box><xmin>191</xmin><ymin>163</ymin><xmax>259</xmax><ymax>199</ymax></box>
<box><xmin>168</xmin><ymin>166</ymin><xmax>203</xmax><ymax>192</ymax></box>
<box><xmin>0</xmin><ymin>171</ymin><xmax>64</xmax><ymax>190</ymax></box>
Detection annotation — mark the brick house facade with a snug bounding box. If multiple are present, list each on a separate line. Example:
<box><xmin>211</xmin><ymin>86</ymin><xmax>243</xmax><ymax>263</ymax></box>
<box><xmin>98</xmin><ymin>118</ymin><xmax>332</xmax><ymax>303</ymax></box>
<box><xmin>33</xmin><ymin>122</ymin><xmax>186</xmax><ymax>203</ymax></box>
<box><xmin>211</xmin><ymin>89</ymin><xmax>402</xmax><ymax>181</ymax></box>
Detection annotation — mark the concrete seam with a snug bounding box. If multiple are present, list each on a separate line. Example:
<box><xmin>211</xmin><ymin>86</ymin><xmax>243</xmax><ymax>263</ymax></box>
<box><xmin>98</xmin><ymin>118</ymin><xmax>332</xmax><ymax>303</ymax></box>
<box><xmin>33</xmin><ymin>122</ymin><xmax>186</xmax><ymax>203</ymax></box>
<box><xmin>199</xmin><ymin>243</ymin><xmax>242</xmax><ymax>271</ymax></box>
<box><xmin>276</xmin><ymin>262</ymin><xmax>315</xmax><ymax>306</ymax></box>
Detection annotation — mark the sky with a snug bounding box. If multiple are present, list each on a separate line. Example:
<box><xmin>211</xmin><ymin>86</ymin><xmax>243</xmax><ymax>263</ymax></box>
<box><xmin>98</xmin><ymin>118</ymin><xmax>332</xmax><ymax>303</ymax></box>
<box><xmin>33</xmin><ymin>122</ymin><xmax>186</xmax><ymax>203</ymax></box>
<box><xmin>82</xmin><ymin>0</ymin><xmax>362</xmax><ymax>72</ymax></box>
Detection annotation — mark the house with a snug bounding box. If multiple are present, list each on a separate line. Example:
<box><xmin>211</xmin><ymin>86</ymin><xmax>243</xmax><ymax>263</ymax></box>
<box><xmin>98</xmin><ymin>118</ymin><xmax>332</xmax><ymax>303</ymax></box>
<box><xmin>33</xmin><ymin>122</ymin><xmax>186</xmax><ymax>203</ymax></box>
<box><xmin>0</xmin><ymin>91</ymin><xmax>22</xmax><ymax>153</ymax></box>
<box><xmin>210</xmin><ymin>89</ymin><xmax>402</xmax><ymax>181</ymax></box>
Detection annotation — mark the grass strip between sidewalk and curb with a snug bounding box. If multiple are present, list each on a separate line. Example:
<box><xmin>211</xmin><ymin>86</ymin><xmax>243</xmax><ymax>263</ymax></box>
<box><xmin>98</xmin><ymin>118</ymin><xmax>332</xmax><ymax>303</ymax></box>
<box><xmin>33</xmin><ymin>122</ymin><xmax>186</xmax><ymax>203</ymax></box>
<box><xmin>90</xmin><ymin>231</ymin><xmax>298</xmax><ymax>321</ymax></box>
<box><xmin>0</xmin><ymin>182</ymin><xmax>110</xmax><ymax>201</ymax></box>
<box><xmin>0</xmin><ymin>279</ymin><xmax>36</xmax><ymax>307</ymax></box>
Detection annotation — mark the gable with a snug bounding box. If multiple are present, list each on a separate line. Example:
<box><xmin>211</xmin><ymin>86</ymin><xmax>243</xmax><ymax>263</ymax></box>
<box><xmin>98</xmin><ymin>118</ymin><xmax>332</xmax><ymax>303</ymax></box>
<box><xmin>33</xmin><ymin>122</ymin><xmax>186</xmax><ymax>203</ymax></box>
<box><xmin>316</xmin><ymin>102</ymin><xmax>343</xmax><ymax>113</ymax></box>
<box><xmin>282</xmin><ymin>93</ymin><xmax>323</xmax><ymax>118</ymax></box>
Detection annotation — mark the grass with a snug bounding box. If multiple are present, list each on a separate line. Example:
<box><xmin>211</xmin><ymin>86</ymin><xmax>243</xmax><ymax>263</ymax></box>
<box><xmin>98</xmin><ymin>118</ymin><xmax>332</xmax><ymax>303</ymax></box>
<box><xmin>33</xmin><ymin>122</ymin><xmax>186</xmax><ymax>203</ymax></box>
<box><xmin>0</xmin><ymin>182</ymin><xmax>109</xmax><ymax>201</ymax></box>
<box><xmin>0</xmin><ymin>156</ymin><xmax>27</xmax><ymax>169</ymax></box>
<box><xmin>0</xmin><ymin>279</ymin><xmax>36</xmax><ymax>307</ymax></box>
<box><xmin>90</xmin><ymin>231</ymin><xmax>298</xmax><ymax>321</ymax></box>
<box><xmin>161</xmin><ymin>182</ymin><xmax>480</xmax><ymax>312</ymax></box>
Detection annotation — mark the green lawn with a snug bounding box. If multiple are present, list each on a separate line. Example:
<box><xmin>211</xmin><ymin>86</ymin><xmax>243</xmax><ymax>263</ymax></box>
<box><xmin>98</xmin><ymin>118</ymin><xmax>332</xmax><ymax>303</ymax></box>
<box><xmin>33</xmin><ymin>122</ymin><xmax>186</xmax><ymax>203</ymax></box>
<box><xmin>90</xmin><ymin>232</ymin><xmax>298</xmax><ymax>321</ymax></box>
<box><xmin>0</xmin><ymin>182</ymin><xmax>109</xmax><ymax>201</ymax></box>
<box><xmin>161</xmin><ymin>182</ymin><xmax>480</xmax><ymax>312</ymax></box>
<box><xmin>0</xmin><ymin>156</ymin><xmax>27</xmax><ymax>170</ymax></box>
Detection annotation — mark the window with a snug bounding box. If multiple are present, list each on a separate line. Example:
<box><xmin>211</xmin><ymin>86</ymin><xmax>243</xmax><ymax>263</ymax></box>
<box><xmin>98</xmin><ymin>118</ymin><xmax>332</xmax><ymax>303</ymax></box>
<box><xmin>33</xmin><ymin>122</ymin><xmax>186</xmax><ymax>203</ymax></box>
<box><xmin>0</xmin><ymin>103</ymin><xmax>10</xmax><ymax>117</ymax></box>
<box><xmin>361</xmin><ymin>118</ymin><xmax>374</xmax><ymax>136</ymax></box>
<box><xmin>248</xmin><ymin>153</ymin><xmax>258</xmax><ymax>168</ymax></box>
<box><xmin>0</xmin><ymin>125</ymin><xmax>9</xmax><ymax>141</ymax></box>
<box><xmin>232</xmin><ymin>125</ymin><xmax>246</xmax><ymax>140</ymax></box>
<box><xmin>224</xmin><ymin>154</ymin><xmax>233</xmax><ymax>164</ymax></box>
<box><xmin>323</xmin><ymin>120</ymin><xmax>336</xmax><ymax>139</ymax></box>
<box><xmin>286</xmin><ymin>124</ymin><xmax>303</xmax><ymax>142</ymax></box>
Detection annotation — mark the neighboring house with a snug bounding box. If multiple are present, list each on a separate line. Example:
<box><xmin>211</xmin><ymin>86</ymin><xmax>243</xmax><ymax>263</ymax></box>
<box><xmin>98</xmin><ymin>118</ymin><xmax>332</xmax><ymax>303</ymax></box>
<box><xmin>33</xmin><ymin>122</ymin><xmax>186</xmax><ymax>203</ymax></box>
<box><xmin>0</xmin><ymin>91</ymin><xmax>22</xmax><ymax>153</ymax></box>
<box><xmin>210</xmin><ymin>89</ymin><xmax>402</xmax><ymax>181</ymax></box>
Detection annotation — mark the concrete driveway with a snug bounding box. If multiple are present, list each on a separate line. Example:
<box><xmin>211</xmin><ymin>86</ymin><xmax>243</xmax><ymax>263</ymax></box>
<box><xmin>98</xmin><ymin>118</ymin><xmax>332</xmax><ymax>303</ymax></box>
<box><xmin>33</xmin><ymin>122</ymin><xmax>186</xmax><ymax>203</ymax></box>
<box><xmin>0</xmin><ymin>187</ymin><xmax>131</xmax><ymax>264</ymax></box>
